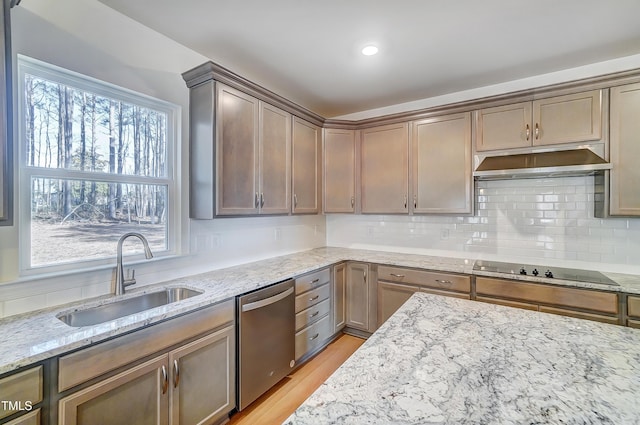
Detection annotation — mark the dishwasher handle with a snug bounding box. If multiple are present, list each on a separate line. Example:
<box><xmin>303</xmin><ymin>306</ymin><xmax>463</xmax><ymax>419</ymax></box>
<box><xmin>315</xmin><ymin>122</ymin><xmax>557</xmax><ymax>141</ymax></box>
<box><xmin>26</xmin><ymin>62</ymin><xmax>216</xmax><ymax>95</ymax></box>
<box><xmin>241</xmin><ymin>287</ymin><xmax>294</xmax><ymax>312</ymax></box>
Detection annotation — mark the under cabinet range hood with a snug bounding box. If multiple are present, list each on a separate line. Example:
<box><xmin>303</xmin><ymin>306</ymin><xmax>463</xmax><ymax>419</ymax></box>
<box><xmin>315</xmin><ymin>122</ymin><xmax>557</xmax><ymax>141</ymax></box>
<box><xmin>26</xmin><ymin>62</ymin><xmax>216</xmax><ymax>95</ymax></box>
<box><xmin>473</xmin><ymin>148</ymin><xmax>612</xmax><ymax>180</ymax></box>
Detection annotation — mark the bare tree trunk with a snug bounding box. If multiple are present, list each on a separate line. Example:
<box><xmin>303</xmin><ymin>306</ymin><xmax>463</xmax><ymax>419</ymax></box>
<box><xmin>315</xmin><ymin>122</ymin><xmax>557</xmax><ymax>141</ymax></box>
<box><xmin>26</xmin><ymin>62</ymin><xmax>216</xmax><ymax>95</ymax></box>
<box><xmin>63</xmin><ymin>87</ymin><xmax>74</xmax><ymax>218</ymax></box>
<box><xmin>89</xmin><ymin>95</ymin><xmax>97</xmax><ymax>206</ymax></box>
<box><xmin>108</xmin><ymin>101</ymin><xmax>117</xmax><ymax>220</ymax></box>
<box><xmin>79</xmin><ymin>93</ymin><xmax>87</xmax><ymax>203</ymax></box>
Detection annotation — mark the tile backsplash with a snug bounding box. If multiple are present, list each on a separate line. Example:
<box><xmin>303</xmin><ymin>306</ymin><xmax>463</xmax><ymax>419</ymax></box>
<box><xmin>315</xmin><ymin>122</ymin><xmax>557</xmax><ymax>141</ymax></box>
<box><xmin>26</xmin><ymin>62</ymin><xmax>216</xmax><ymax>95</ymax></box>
<box><xmin>327</xmin><ymin>176</ymin><xmax>640</xmax><ymax>274</ymax></box>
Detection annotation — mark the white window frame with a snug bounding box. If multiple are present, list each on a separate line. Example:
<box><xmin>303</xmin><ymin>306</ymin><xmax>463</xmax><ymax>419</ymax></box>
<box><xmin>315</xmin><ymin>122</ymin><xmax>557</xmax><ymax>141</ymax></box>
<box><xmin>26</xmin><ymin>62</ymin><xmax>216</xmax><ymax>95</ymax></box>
<box><xmin>17</xmin><ymin>55</ymin><xmax>180</xmax><ymax>276</ymax></box>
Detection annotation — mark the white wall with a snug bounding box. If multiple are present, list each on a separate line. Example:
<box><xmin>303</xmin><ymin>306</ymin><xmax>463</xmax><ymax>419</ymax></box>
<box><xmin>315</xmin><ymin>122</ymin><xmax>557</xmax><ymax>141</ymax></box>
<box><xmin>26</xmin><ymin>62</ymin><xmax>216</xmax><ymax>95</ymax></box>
<box><xmin>328</xmin><ymin>176</ymin><xmax>640</xmax><ymax>274</ymax></box>
<box><xmin>0</xmin><ymin>0</ymin><xmax>326</xmax><ymax>318</ymax></box>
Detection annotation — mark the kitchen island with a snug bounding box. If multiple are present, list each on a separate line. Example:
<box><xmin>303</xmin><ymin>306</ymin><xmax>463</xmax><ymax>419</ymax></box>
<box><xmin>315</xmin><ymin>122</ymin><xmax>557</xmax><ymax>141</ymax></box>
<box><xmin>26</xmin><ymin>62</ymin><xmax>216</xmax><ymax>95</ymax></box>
<box><xmin>284</xmin><ymin>292</ymin><xmax>640</xmax><ymax>424</ymax></box>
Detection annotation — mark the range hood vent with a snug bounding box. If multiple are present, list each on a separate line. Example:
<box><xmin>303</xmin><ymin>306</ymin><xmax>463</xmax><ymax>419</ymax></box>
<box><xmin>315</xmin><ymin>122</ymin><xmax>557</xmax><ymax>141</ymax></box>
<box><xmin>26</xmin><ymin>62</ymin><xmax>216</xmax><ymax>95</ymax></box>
<box><xmin>474</xmin><ymin>148</ymin><xmax>611</xmax><ymax>180</ymax></box>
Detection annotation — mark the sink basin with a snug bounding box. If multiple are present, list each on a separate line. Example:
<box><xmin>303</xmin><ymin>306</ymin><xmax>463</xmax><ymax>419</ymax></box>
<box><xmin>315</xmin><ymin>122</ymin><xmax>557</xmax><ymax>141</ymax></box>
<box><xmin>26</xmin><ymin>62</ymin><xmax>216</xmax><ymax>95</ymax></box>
<box><xmin>57</xmin><ymin>287</ymin><xmax>203</xmax><ymax>327</ymax></box>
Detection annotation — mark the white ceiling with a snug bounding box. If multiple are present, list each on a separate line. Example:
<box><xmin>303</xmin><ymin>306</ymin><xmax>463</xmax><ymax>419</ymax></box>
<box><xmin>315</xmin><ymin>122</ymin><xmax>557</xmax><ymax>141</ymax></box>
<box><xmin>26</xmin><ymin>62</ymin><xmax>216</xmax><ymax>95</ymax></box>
<box><xmin>98</xmin><ymin>0</ymin><xmax>640</xmax><ymax>118</ymax></box>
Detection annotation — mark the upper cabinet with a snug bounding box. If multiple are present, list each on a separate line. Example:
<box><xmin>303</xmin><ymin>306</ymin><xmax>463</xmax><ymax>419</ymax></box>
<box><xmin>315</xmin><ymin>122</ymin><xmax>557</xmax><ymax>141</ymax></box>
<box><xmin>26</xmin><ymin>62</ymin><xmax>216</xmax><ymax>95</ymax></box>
<box><xmin>324</xmin><ymin>128</ymin><xmax>356</xmax><ymax>213</ymax></box>
<box><xmin>609</xmin><ymin>82</ymin><xmax>640</xmax><ymax>216</ymax></box>
<box><xmin>183</xmin><ymin>62</ymin><xmax>324</xmax><ymax>219</ymax></box>
<box><xmin>476</xmin><ymin>90</ymin><xmax>603</xmax><ymax>151</ymax></box>
<box><xmin>360</xmin><ymin>123</ymin><xmax>409</xmax><ymax>214</ymax></box>
<box><xmin>292</xmin><ymin>117</ymin><xmax>321</xmax><ymax>214</ymax></box>
<box><xmin>0</xmin><ymin>1</ymin><xmax>12</xmax><ymax>226</ymax></box>
<box><xmin>411</xmin><ymin>113</ymin><xmax>472</xmax><ymax>214</ymax></box>
<box><xmin>215</xmin><ymin>84</ymin><xmax>260</xmax><ymax>216</ymax></box>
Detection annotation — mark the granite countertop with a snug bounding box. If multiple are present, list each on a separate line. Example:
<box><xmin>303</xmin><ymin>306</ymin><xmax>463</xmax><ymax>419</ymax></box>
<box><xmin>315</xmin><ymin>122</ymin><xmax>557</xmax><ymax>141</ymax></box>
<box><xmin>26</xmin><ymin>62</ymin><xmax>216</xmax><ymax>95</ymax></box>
<box><xmin>1</xmin><ymin>246</ymin><xmax>640</xmax><ymax>375</ymax></box>
<box><xmin>285</xmin><ymin>292</ymin><xmax>640</xmax><ymax>424</ymax></box>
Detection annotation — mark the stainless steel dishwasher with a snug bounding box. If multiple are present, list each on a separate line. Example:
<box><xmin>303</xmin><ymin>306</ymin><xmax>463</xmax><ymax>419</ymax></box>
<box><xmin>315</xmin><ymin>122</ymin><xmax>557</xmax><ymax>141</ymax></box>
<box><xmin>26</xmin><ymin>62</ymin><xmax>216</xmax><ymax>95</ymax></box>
<box><xmin>237</xmin><ymin>279</ymin><xmax>295</xmax><ymax>410</ymax></box>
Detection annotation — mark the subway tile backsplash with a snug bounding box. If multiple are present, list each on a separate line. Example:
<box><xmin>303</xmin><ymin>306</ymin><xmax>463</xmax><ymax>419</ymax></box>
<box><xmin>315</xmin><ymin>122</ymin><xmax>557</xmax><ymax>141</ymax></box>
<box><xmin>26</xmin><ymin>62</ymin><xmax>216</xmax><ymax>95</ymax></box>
<box><xmin>327</xmin><ymin>176</ymin><xmax>640</xmax><ymax>274</ymax></box>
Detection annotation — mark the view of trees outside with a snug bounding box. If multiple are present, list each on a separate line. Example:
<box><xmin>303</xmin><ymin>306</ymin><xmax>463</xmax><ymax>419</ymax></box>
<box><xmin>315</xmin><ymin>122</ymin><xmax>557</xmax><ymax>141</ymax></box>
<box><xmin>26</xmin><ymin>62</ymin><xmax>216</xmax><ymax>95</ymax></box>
<box><xmin>24</xmin><ymin>73</ymin><xmax>169</xmax><ymax>267</ymax></box>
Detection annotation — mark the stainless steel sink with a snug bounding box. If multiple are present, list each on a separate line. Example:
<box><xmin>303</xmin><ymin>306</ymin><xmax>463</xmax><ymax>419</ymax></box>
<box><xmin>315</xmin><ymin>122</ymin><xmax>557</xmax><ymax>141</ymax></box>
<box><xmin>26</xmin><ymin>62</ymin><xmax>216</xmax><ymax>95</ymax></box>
<box><xmin>57</xmin><ymin>287</ymin><xmax>203</xmax><ymax>327</ymax></box>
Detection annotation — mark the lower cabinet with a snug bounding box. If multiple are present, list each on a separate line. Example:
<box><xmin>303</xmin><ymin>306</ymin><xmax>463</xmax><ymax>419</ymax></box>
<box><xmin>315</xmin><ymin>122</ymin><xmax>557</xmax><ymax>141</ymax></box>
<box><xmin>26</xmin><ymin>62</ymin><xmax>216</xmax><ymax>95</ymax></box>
<box><xmin>332</xmin><ymin>263</ymin><xmax>347</xmax><ymax>333</ymax></box>
<box><xmin>475</xmin><ymin>277</ymin><xmax>620</xmax><ymax>325</ymax></box>
<box><xmin>626</xmin><ymin>295</ymin><xmax>640</xmax><ymax>328</ymax></box>
<box><xmin>57</xmin><ymin>301</ymin><xmax>236</xmax><ymax>425</ymax></box>
<box><xmin>294</xmin><ymin>268</ymin><xmax>332</xmax><ymax>361</ymax></box>
<box><xmin>377</xmin><ymin>265</ymin><xmax>471</xmax><ymax>325</ymax></box>
<box><xmin>0</xmin><ymin>366</ymin><xmax>43</xmax><ymax>425</ymax></box>
<box><xmin>345</xmin><ymin>262</ymin><xmax>377</xmax><ymax>333</ymax></box>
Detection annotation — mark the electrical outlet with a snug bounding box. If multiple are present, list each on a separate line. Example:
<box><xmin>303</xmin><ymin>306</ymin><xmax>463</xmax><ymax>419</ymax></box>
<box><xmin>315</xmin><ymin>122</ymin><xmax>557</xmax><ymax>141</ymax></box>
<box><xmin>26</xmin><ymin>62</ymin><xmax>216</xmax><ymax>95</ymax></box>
<box><xmin>212</xmin><ymin>233</ymin><xmax>222</xmax><ymax>248</ymax></box>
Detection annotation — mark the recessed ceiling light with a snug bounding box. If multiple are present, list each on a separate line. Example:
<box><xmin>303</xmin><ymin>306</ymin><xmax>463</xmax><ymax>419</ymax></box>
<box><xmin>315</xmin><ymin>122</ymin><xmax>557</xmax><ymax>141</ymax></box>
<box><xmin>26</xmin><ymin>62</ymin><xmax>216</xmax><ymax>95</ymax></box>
<box><xmin>361</xmin><ymin>45</ymin><xmax>379</xmax><ymax>56</ymax></box>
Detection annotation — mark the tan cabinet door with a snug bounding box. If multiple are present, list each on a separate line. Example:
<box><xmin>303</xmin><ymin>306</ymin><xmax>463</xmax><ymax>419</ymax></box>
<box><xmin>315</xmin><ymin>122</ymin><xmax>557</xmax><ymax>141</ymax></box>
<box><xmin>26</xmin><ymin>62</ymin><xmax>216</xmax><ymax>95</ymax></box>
<box><xmin>412</xmin><ymin>113</ymin><xmax>472</xmax><ymax>214</ymax></box>
<box><xmin>377</xmin><ymin>281</ymin><xmax>419</xmax><ymax>325</ymax></box>
<box><xmin>216</xmin><ymin>84</ymin><xmax>259</xmax><ymax>215</ymax></box>
<box><xmin>345</xmin><ymin>262</ymin><xmax>371</xmax><ymax>331</ymax></box>
<box><xmin>332</xmin><ymin>263</ymin><xmax>347</xmax><ymax>332</ymax></box>
<box><xmin>610</xmin><ymin>83</ymin><xmax>640</xmax><ymax>216</ymax></box>
<box><xmin>533</xmin><ymin>90</ymin><xmax>602</xmax><ymax>146</ymax></box>
<box><xmin>292</xmin><ymin>117</ymin><xmax>320</xmax><ymax>214</ymax></box>
<box><xmin>259</xmin><ymin>102</ymin><xmax>291</xmax><ymax>214</ymax></box>
<box><xmin>169</xmin><ymin>325</ymin><xmax>235</xmax><ymax>425</ymax></box>
<box><xmin>361</xmin><ymin>123</ymin><xmax>409</xmax><ymax>213</ymax></box>
<box><xmin>324</xmin><ymin>129</ymin><xmax>356</xmax><ymax>213</ymax></box>
<box><xmin>58</xmin><ymin>355</ymin><xmax>169</xmax><ymax>425</ymax></box>
<box><xmin>476</xmin><ymin>102</ymin><xmax>531</xmax><ymax>151</ymax></box>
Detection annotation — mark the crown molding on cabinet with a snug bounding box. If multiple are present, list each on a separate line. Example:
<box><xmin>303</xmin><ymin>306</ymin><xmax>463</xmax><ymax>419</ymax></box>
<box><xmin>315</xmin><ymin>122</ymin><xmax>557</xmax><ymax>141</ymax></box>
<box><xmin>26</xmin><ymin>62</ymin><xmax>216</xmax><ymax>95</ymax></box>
<box><xmin>184</xmin><ymin>60</ymin><xmax>640</xmax><ymax>131</ymax></box>
<box><xmin>182</xmin><ymin>61</ymin><xmax>325</xmax><ymax>128</ymax></box>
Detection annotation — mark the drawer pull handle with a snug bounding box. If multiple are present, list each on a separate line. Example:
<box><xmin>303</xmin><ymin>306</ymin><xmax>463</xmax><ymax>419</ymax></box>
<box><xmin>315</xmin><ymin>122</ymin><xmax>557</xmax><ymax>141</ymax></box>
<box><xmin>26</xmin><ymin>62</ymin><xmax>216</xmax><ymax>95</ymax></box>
<box><xmin>310</xmin><ymin>278</ymin><xmax>320</xmax><ymax>284</ymax></box>
<box><xmin>390</xmin><ymin>273</ymin><xmax>405</xmax><ymax>278</ymax></box>
<box><xmin>435</xmin><ymin>279</ymin><xmax>452</xmax><ymax>284</ymax></box>
<box><xmin>310</xmin><ymin>333</ymin><xmax>320</xmax><ymax>341</ymax></box>
<box><xmin>309</xmin><ymin>295</ymin><xmax>320</xmax><ymax>301</ymax></box>
<box><xmin>161</xmin><ymin>365</ymin><xmax>169</xmax><ymax>395</ymax></box>
<box><xmin>311</xmin><ymin>311</ymin><xmax>319</xmax><ymax>318</ymax></box>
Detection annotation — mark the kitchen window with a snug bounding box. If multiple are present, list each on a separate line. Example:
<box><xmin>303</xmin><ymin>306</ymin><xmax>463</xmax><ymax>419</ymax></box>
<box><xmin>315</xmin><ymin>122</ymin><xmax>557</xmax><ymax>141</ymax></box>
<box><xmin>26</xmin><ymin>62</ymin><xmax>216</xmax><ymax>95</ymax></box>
<box><xmin>17</xmin><ymin>56</ymin><xmax>179</xmax><ymax>273</ymax></box>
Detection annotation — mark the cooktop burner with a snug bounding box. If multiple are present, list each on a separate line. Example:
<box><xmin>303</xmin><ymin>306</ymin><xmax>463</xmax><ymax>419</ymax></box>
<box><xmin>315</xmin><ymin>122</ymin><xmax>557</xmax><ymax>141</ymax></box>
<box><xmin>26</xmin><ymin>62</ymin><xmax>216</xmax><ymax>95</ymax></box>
<box><xmin>473</xmin><ymin>260</ymin><xmax>618</xmax><ymax>286</ymax></box>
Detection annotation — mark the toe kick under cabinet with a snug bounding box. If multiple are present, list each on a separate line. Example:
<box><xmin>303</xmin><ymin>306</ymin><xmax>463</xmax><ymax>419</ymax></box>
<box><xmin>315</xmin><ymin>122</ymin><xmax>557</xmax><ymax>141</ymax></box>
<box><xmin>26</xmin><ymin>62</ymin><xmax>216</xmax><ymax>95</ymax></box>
<box><xmin>294</xmin><ymin>268</ymin><xmax>333</xmax><ymax>361</ymax></box>
<box><xmin>56</xmin><ymin>300</ymin><xmax>235</xmax><ymax>425</ymax></box>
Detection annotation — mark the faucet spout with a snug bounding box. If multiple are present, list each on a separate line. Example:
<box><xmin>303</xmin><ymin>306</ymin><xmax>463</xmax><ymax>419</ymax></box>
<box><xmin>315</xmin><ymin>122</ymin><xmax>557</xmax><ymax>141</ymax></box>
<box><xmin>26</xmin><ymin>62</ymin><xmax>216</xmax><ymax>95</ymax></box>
<box><xmin>115</xmin><ymin>232</ymin><xmax>154</xmax><ymax>296</ymax></box>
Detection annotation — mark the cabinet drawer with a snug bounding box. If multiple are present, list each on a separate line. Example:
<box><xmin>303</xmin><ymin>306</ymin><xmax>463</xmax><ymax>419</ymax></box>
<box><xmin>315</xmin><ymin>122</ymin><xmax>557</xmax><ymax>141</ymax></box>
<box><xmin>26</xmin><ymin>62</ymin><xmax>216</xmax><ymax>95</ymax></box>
<box><xmin>628</xmin><ymin>295</ymin><xmax>640</xmax><ymax>318</ymax></box>
<box><xmin>295</xmin><ymin>283</ymin><xmax>330</xmax><ymax>312</ymax></box>
<box><xmin>295</xmin><ymin>268</ymin><xmax>331</xmax><ymax>295</ymax></box>
<box><xmin>539</xmin><ymin>306</ymin><xmax>620</xmax><ymax>325</ymax></box>
<box><xmin>476</xmin><ymin>277</ymin><xmax>618</xmax><ymax>314</ymax></box>
<box><xmin>378</xmin><ymin>265</ymin><xmax>470</xmax><ymax>293</ymax></box>
<box><xmin>4</xmin><ymin>409</ymin><xmax>40</xmax><ymax>425</ymax></box>
<box><xmin>58</xmin><ymin>299</ymin><xmax>234</xmax><ymax>392</ymax></box>
<box><xmin>295</xmin><ymin>314</ymin><xmax>332</xmax><ymax>360</ymax></box>
<box><xmin>0</xmin><ymin>366</ymin><xmax>43</xmax><ymax>420</ymax></box>
<box><xmin>296</xmin><ymin>299</ymin><xmax>330</xmax><ymax>331</ymax></box>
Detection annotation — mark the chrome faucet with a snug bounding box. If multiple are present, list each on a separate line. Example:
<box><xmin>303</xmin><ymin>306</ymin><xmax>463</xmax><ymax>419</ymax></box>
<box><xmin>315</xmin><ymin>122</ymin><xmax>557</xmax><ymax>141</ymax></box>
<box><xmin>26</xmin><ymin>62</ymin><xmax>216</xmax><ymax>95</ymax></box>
<box><xmin>115</xmin><ymin>232</ymin><xmax>154</xmax><ymax>295</ymax></box>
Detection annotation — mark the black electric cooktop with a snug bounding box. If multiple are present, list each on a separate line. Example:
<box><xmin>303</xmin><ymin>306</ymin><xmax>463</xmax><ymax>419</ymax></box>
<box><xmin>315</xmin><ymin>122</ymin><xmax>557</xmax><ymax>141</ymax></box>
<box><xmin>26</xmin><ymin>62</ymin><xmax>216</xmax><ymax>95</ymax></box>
<box><xmin>473</xmin><ymin>260</ymin><xmax>618</xmax><ymax>286</ymax></box>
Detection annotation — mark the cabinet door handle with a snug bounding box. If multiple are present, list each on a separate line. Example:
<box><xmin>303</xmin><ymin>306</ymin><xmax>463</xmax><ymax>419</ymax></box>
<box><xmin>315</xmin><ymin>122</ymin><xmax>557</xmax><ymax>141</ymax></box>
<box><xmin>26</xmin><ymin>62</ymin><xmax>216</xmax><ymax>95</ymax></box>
<box><xmin>310</xmin><ymin>278</ymin><xmax>320</xmax><ymax>284</ymax></box>
<box><xmin>309</xmin><ymin>295</ymin><xmax>320</xmax><ymax>301</ymax></box>
<box><xmin>260</xmin><ymin>193</ymin><xmax>265</xmax><ymax>208</ymax></box>
<box><xmin>363</xmin><ymin>271</ymin><xmax>367</xmax><ymax>283</ymax></box>
<box><xmin>413</xmin><ymin>196</ymin><xmax>417</xmax><ymax>209</ymax></box>
<box><xmin>161</xmin><ymin>365</ymin><xmax>169</xmax><ymax>395</ymax></box>
<box><xmin>294</xmin><ymin>194</ymin><xmax>298</xmax><ymax>208</ymax></box>
<box><xmin>404</xmin><ymin>195</ymin><xmax>407</xmax><ymax>209</ymax></box>
<box><xmin>535</xmin><ymin>123</ymin><xmax>540</xmax><ymax>140</ymax></box>
<box><xmin>525</xmin><ymin>124</ymin><xmax>530</xmax><ymax>141</ymax></box>
<box><xmin>255</xmin><ymin>192</ymin><xmax>259</xmax><ymax>208</ymax></box>
<box><xmin>390</xmin><ymin>273</ymin><xmax>405</xmax><ymax>278</ymax></box>
<box><xmin>309</xmin><ymin>333</ymin><xmax>320</xmax><ymax>341</ymax></box>
<box><xmin>351</xmin><ymin>196</ymin><xmax>355</xmax><ymax>208</ymax></box>
<box><xmin>173</xmin><ymin>359</ymin><xmax>180</xmax><ymax>388</ymax></box>
<box><xmin>311</xmin><ymin>311</ymin><xmax>320</xmax><ymax>318</ymax></box>
<box><xmin>435</xmin><ymin>279</ymin><xmax>452</xmax><ymax>285</ymax></box>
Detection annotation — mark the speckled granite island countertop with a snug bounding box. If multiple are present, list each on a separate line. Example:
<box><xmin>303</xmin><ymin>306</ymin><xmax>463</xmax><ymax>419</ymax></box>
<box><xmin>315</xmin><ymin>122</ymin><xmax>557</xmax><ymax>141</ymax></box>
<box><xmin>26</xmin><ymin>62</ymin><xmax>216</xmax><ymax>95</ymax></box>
<box><xmin>285</xmin><ymin>292</ymin><xmax>640</xmax><ymax>424</ymax></box>
<box><xmin>1</xmin><ymin>246</ymin><xmax>640</xmax><ymax>375</ymax></box>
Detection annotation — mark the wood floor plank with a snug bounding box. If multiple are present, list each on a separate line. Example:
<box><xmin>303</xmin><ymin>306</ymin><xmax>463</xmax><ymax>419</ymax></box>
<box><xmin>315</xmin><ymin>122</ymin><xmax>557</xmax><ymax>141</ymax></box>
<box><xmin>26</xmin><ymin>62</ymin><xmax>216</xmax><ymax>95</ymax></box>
<box><xmin>228</xmin><ymin>334</ymin><xmax>365</xmax><ymax>425</ymax></box>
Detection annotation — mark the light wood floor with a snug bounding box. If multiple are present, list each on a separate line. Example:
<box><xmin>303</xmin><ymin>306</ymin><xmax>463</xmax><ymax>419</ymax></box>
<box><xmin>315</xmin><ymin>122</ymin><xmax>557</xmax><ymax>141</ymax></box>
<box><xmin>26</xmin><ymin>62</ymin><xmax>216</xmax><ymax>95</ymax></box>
<box><xmin>228</xmin><ymin>334</ymin><xmax>365</xmax><ymax>425</ymax></box>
